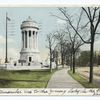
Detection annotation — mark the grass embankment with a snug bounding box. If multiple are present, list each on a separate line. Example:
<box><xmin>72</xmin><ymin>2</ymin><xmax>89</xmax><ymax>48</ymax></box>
<box><xmin>68</xmin><ymin>70</ymin><xmax>98</xmax><ymax>88</ymax></box>
<box><xmin>0</xmin><ymin>69</ymin><xmax>55</xmax><ymax>88</ymax></box>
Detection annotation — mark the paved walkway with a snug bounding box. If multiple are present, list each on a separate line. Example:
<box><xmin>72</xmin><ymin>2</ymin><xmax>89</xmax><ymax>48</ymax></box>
<box><xmin>47</xmin><ymin>68</ymin><xmax>83</xmax><ymax>88</ymax></box>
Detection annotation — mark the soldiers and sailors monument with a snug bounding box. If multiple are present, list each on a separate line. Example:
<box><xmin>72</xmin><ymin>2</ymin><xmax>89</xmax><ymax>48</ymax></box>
<box><xmin>1</xmin><ymin>16</ymin><xmax>45</xmax><ymax>70</ymax></box>
<box><xmin>19</xmin><ymin>16</ymin><xmax>41</xmax><ymax>66</ymax></box>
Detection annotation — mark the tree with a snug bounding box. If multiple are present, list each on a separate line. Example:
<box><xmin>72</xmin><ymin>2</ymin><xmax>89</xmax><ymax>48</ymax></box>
<box><xmin>65</xmin><ymin>42</ymin><xmax>73</xmax><ymax>70</ymax></box>
<box><xmin>81</xmin><ymin>7</ymin><xmax>100</xmax><ymax>83</ymax></box>
<box><xmin>46</xmin><ymin>33</ymin><xmax>55</xmax><ymax>72</ymax></box>
<box><xmin>54</xmin><ymin>30</ymin><xmax>66</xmax><ymax>68</ymax></box>
<box><xmin>66</xmin><ymin>25</ymin><xmax>83</xmax><ymax>73</ymax></box>
<box><xmin>77</xmin><ymin>51</ymin><xmax>90</xmax><ymax>66</ymax></box>
<box><xmin>52</xmin><ymin>46</ymin><xmax>59</xmax><ymax>69</ymax></box>
<box><xmin>52</xmin><ymin>8</ymin><xmax>85</xmax><ymax>73</ymax></box>
<box><xmin>97</xmin><ymin>55</ymin><xmax>100</xmax><ymax>65</ymax></box>
<box><xmin>55</xmin><ymin>8</ymin><xmax>85</xmax><ymax>73</ymax></box>
<box><xmin>57</xmin><ymin>7</ymin><xmax>100</xmax><ymax>83</ymax></box>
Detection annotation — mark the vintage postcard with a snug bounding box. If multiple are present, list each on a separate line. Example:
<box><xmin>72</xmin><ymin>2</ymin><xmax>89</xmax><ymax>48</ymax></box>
<box><xmin>0</xmin><ymin>0</ymin><xmax>100</xmax><ymax>96</ymax></box>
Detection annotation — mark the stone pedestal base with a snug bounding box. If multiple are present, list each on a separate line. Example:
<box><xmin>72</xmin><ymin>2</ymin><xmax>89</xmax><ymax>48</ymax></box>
<box><xmin>19</xmin><ymin>49</ymin><xmax>41</xmax><ymax>66</ymax></box>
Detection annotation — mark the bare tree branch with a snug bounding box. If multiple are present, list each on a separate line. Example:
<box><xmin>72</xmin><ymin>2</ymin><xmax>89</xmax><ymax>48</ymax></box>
<box><xmin>76</xmin><ymin>10</ymin><xmax>83</xmax><ymax>31</ymax></box>
<box><xmin>59</xmin><ymin>8</ymin><xmax>91</xmax><ymax>44</ymax></box>
<box><xmin>94</xmin><ymin>10</ymin><xmax>100</xmax><ymax>31</ymax></box>
<box><xmin>88</xmin><ymin>7</ymin><xmax>92</xmax><ymax>20</ymax></box>
<box><xmin>82</xmin><ymin>7</ymin><xmax>91</xmax><ymax>21</ymax></box>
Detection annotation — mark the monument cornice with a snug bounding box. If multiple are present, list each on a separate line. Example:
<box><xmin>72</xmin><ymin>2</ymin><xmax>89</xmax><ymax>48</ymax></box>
<box><xmin>21</xmin><ymin>26</ymin><xmax>39</xmax><ymax>30</ymax></box>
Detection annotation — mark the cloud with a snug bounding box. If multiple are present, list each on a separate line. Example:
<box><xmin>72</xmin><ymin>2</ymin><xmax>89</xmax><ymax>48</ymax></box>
<box><xmin>8</xmin><ymin>48</ymin><xmax>20</xmax><ymax>59</ymax></box>
<box><xmin>0</xmin><ymin>35</ymin><xmax>14</xmax><ymax>45</ymax></box>
<box><xmin>0</xmin><ymin>35</ymin><xmax>20</xmax><ymax>63</ymax></box>
<box><xmin>0</xmin><ymin>47</ymin><xmax>20</xmax><ymax>63</ymax></box>
<box><xmin>0</xmin><ymin>35</ymin><xmax>5</xmax><ymax>44</ymax></box>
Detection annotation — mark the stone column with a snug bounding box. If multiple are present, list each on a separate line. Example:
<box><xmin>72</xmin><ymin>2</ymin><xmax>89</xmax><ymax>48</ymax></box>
<box><xmin>35</xmin><ymin>32</ymin><xmax>37</xmax><ymax>49</ymax></box>
<box><xmin>31</xmin><ymin>31</ymin><xmax>33</xmax><ymax>48</ymax></box>
<box><xmin>23</xmin><ymin>31</ymin><xmax>25</xmax><ymax>48</ymax></box>
<box><xmin>22</xmin><ymin>31</ymin><xmax>23</xmax><ymax>48</ymax></box>
<box><xmin>25</xmin><ymin>31</ymin><xmax>27</xmax><ymax>48</ymax></box>
<box><xmin>33</xmin><ymin>31</ymin><xmax>35</xmax><ymax>49</ymax></box>
<box><xmin>29</xmin><ymin>31</ymin><xmax>31</xmax><ymax>48</ymax></box>
<box><xmin>22</xmin><ymin>31</ymin><xmax>24</xmax><ymax>48</ymax></box>
<box><xmin>27</xmin><ymin>31</ymin><xmax>29</xmax><ymax>48</ymax></box>
<box><xmin>35</xmin><ymin>31</ymin><xmax>36</xmax><ymax>49</ymax></box>
<box><xmin>37</xmin><ymin>32</ymin><xmax>38</xmax><ymax>49</ymax></box>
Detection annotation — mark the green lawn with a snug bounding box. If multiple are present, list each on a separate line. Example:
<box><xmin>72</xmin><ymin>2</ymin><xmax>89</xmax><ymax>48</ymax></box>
<box><xmin>68</xmin><ymin>70</ymin><xmax>99</xmax><ymax>88</ymax></box>
<box><xmin>0</xmin><ymin>69</ymin><xmax>54</xmax><ymax>88</ymax></box>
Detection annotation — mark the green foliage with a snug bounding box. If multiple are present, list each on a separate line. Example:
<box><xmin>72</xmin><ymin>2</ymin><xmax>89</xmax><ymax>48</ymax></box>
<box><xmin>77</xmin><ymin>51</ymin><xmax>90</xmax><ymax>66</ymax></box>
<box><xmin>76</xmin><ymin>51</ymin><xmax>99</xmax><ymax>67</ymax></box>
<box><xmin>0</xmin><ymin>69</ymin><xmax>55</xmax><ymax>88</ymax></box>
<box><xmin>97</xmin><ymin>55</ymin><xmax>100</xmax><ymax>65</ymax></box>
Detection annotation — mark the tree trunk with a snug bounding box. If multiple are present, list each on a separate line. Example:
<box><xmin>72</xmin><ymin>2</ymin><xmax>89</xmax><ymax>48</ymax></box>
<box><xmin>70</xmin><ymin>54</ymin><xmax>73</xmax><ymax>70</ymax></box>
<box><xmin>60</xmin><ymin>44</ymin><xmax>64</xmax><ymax>68</ymax></box>
<box><xmin>89</xmin><ymin>41</ymin><xmax>94</xmax><ymax>83</ymax></box>
<box><xmin>61</xmin><ymin>52</ymin><xmax>64</xmax><ymax>68</ymax></box>
<box><xmin>56</xmin><ymin>63</ymin><xmax>58</xmax><ymax>70</ymax></box>
<box><xmin>56</xmin><ymin>57</ymin><xmax>58</xmax><ymax>70</ymax></box>
<box><xmin>73</xmin><ymin>52</ymin><xmax>75</xmax><ymax>74</ymax></box>
<box><xmin>50</xmin><ymin>48</ymin><xmax>52</xmax><ymax>73</ymax></box>
<box><xmin>55</xmin><ymin>52</ymin><xmax>58</xmax><ymax>70</ymax></box>
<box><xmin>50</xmin><ymin>56</ymin><xmax>52</xmax><ymax>72</ymax></box>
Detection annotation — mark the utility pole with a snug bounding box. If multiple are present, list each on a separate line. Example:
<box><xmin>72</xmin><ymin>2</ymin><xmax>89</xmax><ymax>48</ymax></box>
<box><xmin>5</xmin><ymin>12</ymin><xmax>10</xmax><ymax>63</ymax></box>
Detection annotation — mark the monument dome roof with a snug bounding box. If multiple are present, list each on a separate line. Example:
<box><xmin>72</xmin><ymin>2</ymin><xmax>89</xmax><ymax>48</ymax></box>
<box><xmin>21</xmin><ymin>16</ymin><xmax>39</xmax><ymax>30</ymax></box>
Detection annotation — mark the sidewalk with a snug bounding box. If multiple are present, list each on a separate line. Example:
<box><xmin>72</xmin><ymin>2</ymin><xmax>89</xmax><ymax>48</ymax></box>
<box><xmin>47</xmin><ymin>68</ymin><xmax>83</xmax><ymax>88</ymax></box>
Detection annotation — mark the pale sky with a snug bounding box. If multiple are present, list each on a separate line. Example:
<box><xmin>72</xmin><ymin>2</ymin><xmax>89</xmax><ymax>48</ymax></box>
<box><xmin>0</xmin><ymin>7</ymin><xmax>100</xmax><ymax>62</ymax></box>
<box><xmin>0</xmin><ymin>7</ymin><xmax>59</xmax><ymax>62</ymax></box>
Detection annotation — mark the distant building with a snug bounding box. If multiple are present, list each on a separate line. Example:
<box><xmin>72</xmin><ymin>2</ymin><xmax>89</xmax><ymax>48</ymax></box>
<box><xmin>19</xmin><ymin>17</ymin><xmax>41</xmax><ymax>66</ymax></box>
